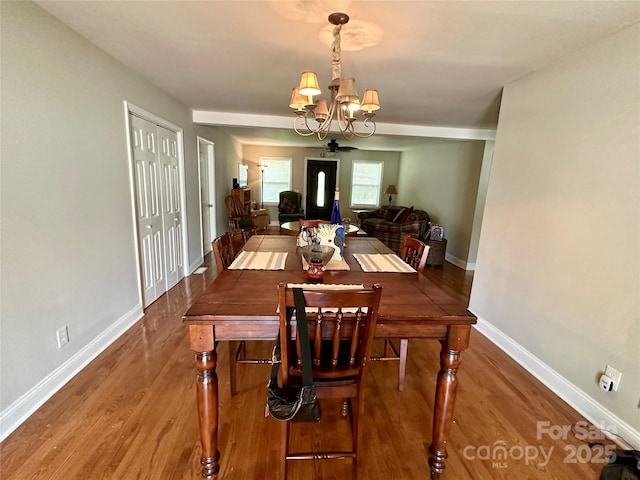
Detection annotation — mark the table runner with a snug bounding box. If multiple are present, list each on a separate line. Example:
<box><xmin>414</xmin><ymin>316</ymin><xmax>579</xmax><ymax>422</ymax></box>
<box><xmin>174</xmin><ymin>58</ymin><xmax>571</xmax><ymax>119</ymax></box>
<box><xmin>229</xmin><ymin>251</ymin><xmax>288</xmax><ymax>270</ymax></box>
<box><xmin>352</xmin><ymin>253</ymin><xmax>416</xmax><ymax>273</ymax></box>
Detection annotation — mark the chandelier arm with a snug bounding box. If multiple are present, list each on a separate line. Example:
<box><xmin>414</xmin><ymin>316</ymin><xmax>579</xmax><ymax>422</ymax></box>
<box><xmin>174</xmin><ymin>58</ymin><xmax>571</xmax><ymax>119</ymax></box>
<box><xmin>317</xmin><ymin>129</ymin><xmax>330</xmax><ymax>141</ymax></box>
<box><xmin>335</xmin><ymin>105</ymin><xmax>355</xmax><ymax>135</ymax></box>
<box><xmin>293</xmin><ymin>114</ymin><xmax>321</xmax><ymax>136</ymax></box>
<box><xmin>349</xmin><ymin>117</ymin><xmax>377</xmax><ymax>139</ymax></box>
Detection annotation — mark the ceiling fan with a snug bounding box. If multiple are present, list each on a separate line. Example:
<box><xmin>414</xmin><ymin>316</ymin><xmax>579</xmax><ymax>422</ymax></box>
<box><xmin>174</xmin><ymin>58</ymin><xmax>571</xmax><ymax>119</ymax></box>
<box><xmin>325</xmin><ymin>139</ymin><xmax>358</xmax><ymax>153</ymax></box>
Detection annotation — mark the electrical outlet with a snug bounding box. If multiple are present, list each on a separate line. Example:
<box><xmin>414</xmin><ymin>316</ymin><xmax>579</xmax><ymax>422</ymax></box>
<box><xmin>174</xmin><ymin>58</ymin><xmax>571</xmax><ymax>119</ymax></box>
<box><xmin>604</xmin><ymin>365</ymin><xmax>622</xmax><ymax>392</ymax></box>
<box><xmin>56</xmin><ymin>326</ymin><xmax>69</xmax><ymax>348</ymax></box>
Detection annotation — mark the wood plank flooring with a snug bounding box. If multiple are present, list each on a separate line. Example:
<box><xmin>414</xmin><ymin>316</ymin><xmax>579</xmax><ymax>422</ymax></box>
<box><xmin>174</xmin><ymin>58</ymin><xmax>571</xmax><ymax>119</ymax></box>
<box><xmin>0</xmin><ymin>230</ymin><xmax>613</xmax><ymax>479</ymax></box>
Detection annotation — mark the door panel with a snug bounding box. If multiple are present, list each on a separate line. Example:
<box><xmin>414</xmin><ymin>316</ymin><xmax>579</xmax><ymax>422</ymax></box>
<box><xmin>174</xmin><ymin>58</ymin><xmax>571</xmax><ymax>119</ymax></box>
<box><xmin>158</xmin><ymin>126</ymin><xmax>182</xmax><ymax>290</ymax></box>
<box><xmin>305</xmin><ymin>159</ymin><xmax>337</xmax><ymax>220</ymax></box>
<box><xmin>131</xmin><ymin>115</ymin><xmax>164</xmax><ymax>306</ymax></box>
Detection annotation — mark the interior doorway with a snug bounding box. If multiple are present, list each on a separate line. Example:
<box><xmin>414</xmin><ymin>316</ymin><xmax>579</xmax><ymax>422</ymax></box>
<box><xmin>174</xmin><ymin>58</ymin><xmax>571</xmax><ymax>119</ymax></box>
<box><xmin>198</xmin><ymin>137</ymin><xmax>216</xmax><ymax>257</ymax></box>
<box><xmin>305</xmin><ymin>158</ymin><xmax>338</xmax><ymax>220</ymax></box>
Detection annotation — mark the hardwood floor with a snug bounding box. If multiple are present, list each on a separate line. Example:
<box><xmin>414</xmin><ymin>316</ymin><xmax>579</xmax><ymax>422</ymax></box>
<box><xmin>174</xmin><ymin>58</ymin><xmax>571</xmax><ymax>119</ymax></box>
<box><xmin>0</xmin><ymin>230</ymin><xmax>612</xmax><ymax>479</ymax></box>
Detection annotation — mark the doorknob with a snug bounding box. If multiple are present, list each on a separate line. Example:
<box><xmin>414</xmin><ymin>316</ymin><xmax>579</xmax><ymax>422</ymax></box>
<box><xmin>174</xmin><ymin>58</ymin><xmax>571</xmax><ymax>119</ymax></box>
<box><xmin>207</xmin><ymin>204</ymin><xmax>214</xmax><ymax>207</ymax></box>
<box><xmin>147</xmin><ymin>225</ymin><xmax>152</xmax><ymax>229</ymax></box>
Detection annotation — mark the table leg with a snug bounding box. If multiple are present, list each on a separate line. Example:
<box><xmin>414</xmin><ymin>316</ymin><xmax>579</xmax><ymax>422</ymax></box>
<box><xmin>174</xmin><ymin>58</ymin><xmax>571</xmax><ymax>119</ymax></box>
<box><xmin>190</xmin><ymin>326</ymin><xmax>220</xmax><ymax>478</ymax></box>
<box><xmin>429</xmin><ymin>325</ymin><xmax>471</xmax><ymax>479</ymax></box>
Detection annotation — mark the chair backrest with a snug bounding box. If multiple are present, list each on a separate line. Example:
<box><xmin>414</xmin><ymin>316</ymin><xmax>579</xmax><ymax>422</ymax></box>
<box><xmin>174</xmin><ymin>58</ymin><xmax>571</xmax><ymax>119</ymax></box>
<box><xmin>211</xmin><ymin>232</ymin><xmax>235</xmax><ymax>271</ymax></box>
<box><xmin>399</xmin><ymin>234</ymin><xmax>429</xmax><ymax>272</ymax></box>
<box><xmin>278</xmin><ymin>191</ymin><xmax>302</xmax><ymax>213</ymax></box>
<box><xmin>299</xmin><ymin>219</ymin><xmax>330</xmax><ymax>229</ymax></box>
<box><xmin>225</xmin><ymin>195</ymin><xmax>245</xmax><ymax>218</ymax></box>
<box><xmin>277</xmin><ymin>284</ymin><xmax>383</xmax><ymax>386</ymax></box>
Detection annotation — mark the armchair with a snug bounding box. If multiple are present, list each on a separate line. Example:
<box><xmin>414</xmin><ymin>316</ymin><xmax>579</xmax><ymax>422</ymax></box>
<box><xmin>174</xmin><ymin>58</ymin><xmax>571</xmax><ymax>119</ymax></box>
<box><xmin>277</xmin><ymin>191</ymin><xmax>304</xmax><ymax>228</ymax></box>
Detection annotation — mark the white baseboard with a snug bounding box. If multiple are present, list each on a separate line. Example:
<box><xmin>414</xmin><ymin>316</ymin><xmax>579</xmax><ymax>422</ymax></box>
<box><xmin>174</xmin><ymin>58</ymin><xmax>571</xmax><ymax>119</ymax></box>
<box><xmin>189</xmin><ymin>256</ymin><xmax>205</xmax><ymax>274</ymax></box>
<box><xmin>0</xmin><ymin>304</ymin><xmax>144</xmax><ymax>442</ymax></box>
<box><xmin>445</xmin><ymin>253</ymin><xmax>475</xmax><ymax>271</ymax></box>
<box><xmin>473</xmin><ymin>315</ymin><xmax>640</xmax><ymax>450</ymax></box>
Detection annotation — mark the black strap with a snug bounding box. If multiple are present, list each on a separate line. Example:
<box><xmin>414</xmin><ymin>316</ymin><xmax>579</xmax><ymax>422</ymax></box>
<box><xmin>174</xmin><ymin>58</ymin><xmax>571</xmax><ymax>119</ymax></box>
<box><xmin>270</xmin><ymin>288</ymin><xmax>313</xmax><ymax>387</ymax></box>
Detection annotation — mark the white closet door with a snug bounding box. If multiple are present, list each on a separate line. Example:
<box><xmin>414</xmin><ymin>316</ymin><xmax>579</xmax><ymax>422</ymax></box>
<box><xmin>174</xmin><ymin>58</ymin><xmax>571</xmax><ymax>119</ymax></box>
<box><xmin>130</xmin><ymin>115</ymin><xmax>164</xmax><ymax>306</ymax></box>
<box><xmin>158</xmin><ymin>126</ymin><xmax>183</xmax><ymax>290</ymax></box>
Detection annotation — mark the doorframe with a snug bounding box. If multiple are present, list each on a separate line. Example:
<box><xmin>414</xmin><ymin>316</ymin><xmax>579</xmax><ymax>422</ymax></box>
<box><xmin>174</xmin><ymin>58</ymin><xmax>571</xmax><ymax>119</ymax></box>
<box><xmin>197</xmin><ymin>136</ymin><xmax>217</xmax><ymax>259</ymax></box>
<box><xmin>303</xmin><ymin>156</ymin><xmax>340</xmax><ymax>215</ymax></box>
<box><xmin>123</xmin><ymin>101</ymin><xmax>189</xmax><ymax>308</ymax></box>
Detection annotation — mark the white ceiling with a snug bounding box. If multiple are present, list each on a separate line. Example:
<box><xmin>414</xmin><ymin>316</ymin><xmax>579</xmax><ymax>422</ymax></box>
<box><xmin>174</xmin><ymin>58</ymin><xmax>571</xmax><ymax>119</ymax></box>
<box><xmin>36</xmin><ymin>0</ymin><xmax>640</xmax><ymax>150</ymax></box>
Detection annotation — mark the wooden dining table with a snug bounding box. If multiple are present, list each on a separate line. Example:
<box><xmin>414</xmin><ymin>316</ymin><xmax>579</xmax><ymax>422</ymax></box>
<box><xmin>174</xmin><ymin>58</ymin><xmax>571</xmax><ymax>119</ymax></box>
<box><xmin>183</xmin><ymin>235</ymin><xmax>477</xmax><ymax>479</ymax></box>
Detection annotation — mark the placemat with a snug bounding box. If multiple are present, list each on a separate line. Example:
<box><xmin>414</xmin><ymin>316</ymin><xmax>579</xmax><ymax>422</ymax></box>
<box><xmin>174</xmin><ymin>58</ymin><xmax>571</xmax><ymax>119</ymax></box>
<box><xmin>229</xmin><ymin>251</ymin><xmax>288</xmax><ymax>270</ymax></box>
<box><xmin>352</xmin><ymin>253</ymin><xmax>416</xmax><ymax>273</ymax></box>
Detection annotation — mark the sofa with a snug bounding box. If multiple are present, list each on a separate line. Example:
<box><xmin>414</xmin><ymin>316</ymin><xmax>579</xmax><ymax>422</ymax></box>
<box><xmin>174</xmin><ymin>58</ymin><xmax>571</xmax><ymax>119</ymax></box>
<box><xmin>357</xmin><ymin>206</ymin><xmax>430</xmax><ymax>254</ymax></box>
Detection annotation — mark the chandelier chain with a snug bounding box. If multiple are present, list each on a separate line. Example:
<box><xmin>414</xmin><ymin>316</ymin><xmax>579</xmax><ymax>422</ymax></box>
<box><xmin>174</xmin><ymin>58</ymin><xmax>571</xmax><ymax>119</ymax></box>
<box><xmin>331</xmin><ymin>23</ymin><xmax>342</xmax><ymax>81</ymax></box>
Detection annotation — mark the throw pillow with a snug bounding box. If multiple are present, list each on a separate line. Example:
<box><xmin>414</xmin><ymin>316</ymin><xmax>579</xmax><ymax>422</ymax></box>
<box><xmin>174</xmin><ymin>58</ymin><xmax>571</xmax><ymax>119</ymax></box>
<box><xmin>280</xmin><ymin>197</ymin><xmax>297</xmax><ymax>214</ymax></box>
<box><xmin>382</xmin><ymin>206</ymin><xmax>400</xmax><ymax>222</ymax></box>
<box><xmin>392</xmin><ymin>207</ymin><xmax>408</xmax><ymax>223</ymax></box>
<box><xmin>398</xmin><ymin>206</ymin><xmax>414</xmax><ymax>223</ymax></box>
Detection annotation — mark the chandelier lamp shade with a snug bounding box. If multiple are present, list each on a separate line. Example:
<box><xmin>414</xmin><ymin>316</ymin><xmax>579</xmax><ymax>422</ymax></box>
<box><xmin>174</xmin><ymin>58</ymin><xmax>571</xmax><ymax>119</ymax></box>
<box><xmin>289</xmin><ymin>12</ymin><xmax>380</xmax><ymax>140</ymax></box>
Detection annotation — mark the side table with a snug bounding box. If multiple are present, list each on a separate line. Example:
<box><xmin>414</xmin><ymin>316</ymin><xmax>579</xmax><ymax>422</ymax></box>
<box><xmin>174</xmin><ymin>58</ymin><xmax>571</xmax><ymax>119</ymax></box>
<box><xmin>425</xmin><ymin>238</ymin><xmax>447</xmax><ymax>266</ymax></box>
<box><xmin>250</xmin><ymin>209</ymin><xmax>270</xmax><ymax>231</ymax></box>
<box><xmin>352</xmin><ymin>209</ymin><xmax>372</xmax><ymax>228</ymax></box>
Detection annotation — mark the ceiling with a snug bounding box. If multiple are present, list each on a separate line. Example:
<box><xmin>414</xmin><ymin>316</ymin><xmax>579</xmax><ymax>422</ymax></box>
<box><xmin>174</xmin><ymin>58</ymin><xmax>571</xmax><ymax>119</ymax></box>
<box><xmin>36</xmin><ymin>0</ymin><xmax>640</xmax><ymax>151</ymax></box>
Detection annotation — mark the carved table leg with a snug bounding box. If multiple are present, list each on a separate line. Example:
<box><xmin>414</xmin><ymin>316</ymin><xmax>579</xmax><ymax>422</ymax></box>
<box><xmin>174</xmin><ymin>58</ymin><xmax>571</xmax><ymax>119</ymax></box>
<box><xmin>195</xmin><ymin>350</ymin><xmax>220</xmax><ymax>478</ymax></box>
<box><xmin>429</xmin><ymin>325</ymin><xmax>471</xmax><ymax>479</ymax></box>
<box><xmin>189</xmin><ymin>324</ymin><xmax>220</xmax><ymax>478</ymax></box>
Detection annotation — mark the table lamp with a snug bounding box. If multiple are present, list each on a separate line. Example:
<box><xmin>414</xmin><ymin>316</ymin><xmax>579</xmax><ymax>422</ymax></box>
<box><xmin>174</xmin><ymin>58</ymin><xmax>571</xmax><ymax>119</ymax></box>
<box><xmin>384</xmin><ymin>185</ymin><xmax>397</xmax><ymax>206</ymax></box>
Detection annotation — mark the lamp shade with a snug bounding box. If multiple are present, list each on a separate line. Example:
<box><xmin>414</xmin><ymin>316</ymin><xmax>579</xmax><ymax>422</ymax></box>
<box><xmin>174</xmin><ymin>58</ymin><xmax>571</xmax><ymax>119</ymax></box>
<box><xmin>361</xmin><ymin>89</ymin><xmax>380</xmax><ymax>113</ymax></box>
<box><xmin>314</xmin><ymin>99</ymin><xmax>329</xmax><ymax>121</ymax></box>
<box><xmin>336</xmin><ymin>77</ymin><xmax>360</xmax><ymax>106</ymax></box>
<box><xmin>384</xmin><ymin>185</ymin><xmax>397</xmax><ymax>195</ymax></box>
<box><xmin>289</xmin><ymin>87</ymin><xmax>308</xmax><ymax>111</ymax></box>
<box><xmin>298</xmin><ymin>71</ymin><xmax>321</xmax><ymax>97</ymax></box>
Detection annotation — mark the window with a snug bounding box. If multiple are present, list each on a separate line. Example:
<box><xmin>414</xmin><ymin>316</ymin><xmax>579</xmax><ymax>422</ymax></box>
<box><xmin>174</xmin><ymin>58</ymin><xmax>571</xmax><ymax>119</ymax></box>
<box><xmin>316</xmin><ymin>171</ymin><xmax>326</xmax><ymax>207</ymax></box>
<box><xmin>350</xmin><ymin>160</ymin><xmax>383</xmax><ymax>207</ymax></box>
<box><xmin>260</xmin><ymin>157</ymin><xmax>291</xmax><ymax>204</ymax></box>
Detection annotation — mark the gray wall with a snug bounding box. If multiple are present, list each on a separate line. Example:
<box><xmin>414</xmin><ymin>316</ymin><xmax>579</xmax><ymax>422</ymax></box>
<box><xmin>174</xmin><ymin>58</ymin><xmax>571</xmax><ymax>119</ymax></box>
<box><xmin>398</xmin><ymin>140</ymin><xmax>485</xmax><ymax>266</ymax></box>
<box><xmin>240</xmin><ymin>145</ymin><xmax>401</xmax><ymax>222</ymax></box>
<box><xmin>0</xmin><ymin>1</ymin><xmax>237</xmax><ymax>425</ymax></box>
<box><xmin>471</xmin><ymin>24</ymin><xmax>640</xmax><ymax>438</ymax></box>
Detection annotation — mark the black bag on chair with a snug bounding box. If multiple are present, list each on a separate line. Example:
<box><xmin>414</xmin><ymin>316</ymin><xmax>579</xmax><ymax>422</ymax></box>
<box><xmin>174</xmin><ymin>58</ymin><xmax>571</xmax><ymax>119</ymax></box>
<box><xmin>267</xmin><ymin>288</ymin><xmax>321</xmax><ymax>423</ymax></box>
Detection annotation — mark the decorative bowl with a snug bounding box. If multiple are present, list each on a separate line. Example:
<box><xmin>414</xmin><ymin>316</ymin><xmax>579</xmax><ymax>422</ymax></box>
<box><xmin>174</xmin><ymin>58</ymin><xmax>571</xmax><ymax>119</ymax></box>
<box><xmin>300</xmin><ymin>245</ymin><xmax>335</xmax><ymax>265</ymax></box>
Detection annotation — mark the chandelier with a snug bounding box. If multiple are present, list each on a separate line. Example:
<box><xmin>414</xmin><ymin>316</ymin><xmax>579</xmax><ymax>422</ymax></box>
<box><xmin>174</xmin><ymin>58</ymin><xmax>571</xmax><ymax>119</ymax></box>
<box><xmin>289</xmin><ymin>12</ymin><xmax>380</xmax><ymax>140</ymax></box>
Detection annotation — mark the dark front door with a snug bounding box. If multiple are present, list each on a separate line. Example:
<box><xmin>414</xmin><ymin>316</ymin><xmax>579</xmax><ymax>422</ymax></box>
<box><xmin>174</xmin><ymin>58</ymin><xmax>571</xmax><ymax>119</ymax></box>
<box><xmin>305</xmin><ymin>159</ymin><xmax>337</xmax><ymax>220</ymax></box>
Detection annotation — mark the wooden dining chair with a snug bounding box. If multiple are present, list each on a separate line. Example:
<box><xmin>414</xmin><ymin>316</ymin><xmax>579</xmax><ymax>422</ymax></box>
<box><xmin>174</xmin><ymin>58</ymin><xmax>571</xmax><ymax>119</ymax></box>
<box><xmin>212</xmin><ymin>231</ymin><xmax>269</xmax><ymax>395</ymax></box>
<box><xmin>224</xmin><ymin>194</ymin><xmax>257</xmax><ymax>247</ymax></box>
<box><xmin>276</xmin><ymin>283</ymin><xmax>383</xmax><ymax>480</ymax></box>
<box><xmin>211</xmin><ymin>232</ymin><xmax>235</xmax><ymax>272</ymax></box>
<box><xmin>372</xmin><ymin>234</ymin><xmax>429</xmax><ymax>391</ymax></box>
